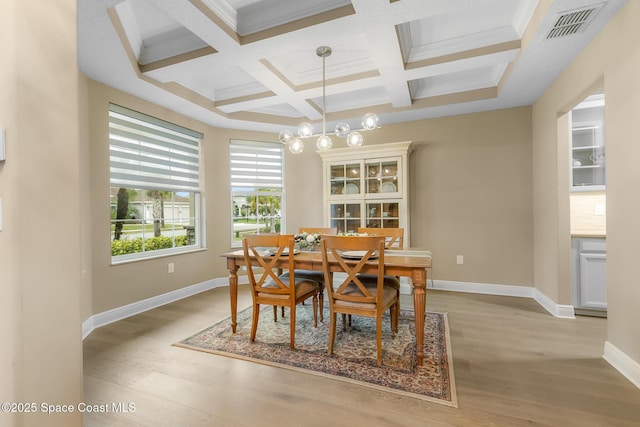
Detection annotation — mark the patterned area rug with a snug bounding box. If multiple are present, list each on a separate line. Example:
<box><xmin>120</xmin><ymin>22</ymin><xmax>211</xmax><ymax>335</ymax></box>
<box><xmin>175</xmin><ymin>304</ymin><xmax>457</xmax><ymax>407</ymax></box>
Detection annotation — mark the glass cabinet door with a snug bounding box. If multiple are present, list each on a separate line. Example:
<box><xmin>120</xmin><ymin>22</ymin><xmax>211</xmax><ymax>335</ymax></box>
<box><xmin>329</xmin><ymin>202</ymin><xmax>361</xmax><ymax>233</ymax></box>
<box><xmin>365</xmin><ymin>158</ymin><xmax>399</xmax><ymax>195</ymax></box>
<box><xmin>570</xmin><ymin>94</ymin><xmax>605</xmax><ymax>191</ymax></box>
<box><xmin>364</xmin><ymin>201</ymin><xmax>400</xmax><ymax>228</ymax></box>
<box><xmin>330</xmin><ymin>163</ymin><xmax>361</xmax><ymax>196</ymax></box>
<box><xmin>572</xmin><ymin>125</ymin><xmax>605</xmax><ymax>189</ymax></box>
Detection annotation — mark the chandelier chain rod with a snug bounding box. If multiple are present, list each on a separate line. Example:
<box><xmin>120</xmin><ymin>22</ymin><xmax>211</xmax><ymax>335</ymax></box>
<box><xmin>322</xmin><ymin>54</ymin><xmax>327</xmax><ymax>136</ymax></box>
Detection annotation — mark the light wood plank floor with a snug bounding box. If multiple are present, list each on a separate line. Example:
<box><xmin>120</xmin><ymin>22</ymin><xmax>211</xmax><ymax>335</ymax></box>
<box><xmin>83</xmin><ymin>287</ymin><xmax>640</xmax><ymax>426</ymax></box>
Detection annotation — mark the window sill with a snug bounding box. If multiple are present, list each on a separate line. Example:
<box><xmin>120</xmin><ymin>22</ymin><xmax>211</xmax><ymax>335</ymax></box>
<box><xmin>110</xmin><ymin>247</ymin><xmax>207</xmax><ymax>266</ymax></box>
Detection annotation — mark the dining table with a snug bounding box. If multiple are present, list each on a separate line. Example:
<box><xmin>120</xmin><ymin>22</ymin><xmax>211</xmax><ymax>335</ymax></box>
<box><xmin>221</xmin><ymin>248</ymin><xmax>432</xmax><ymax>365</ymax></box>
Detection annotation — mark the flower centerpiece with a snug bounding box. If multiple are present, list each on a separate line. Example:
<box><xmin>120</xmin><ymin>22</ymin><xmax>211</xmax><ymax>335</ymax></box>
<box><xmin>294</xmin><ymin>232</ymin><xmax>321</xmax><ymax>251</ymax></box>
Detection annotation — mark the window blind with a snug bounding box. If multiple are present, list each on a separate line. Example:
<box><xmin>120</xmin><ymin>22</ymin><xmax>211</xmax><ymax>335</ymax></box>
<box><xmin>230</xmin><ymin>140</ymin><xmax>283</xmax><ymax>191</ymax></box>
<box><xmin>109</xmin><ymin>104</ymin><xmax>202</xmax><ymax>192</ymax></box>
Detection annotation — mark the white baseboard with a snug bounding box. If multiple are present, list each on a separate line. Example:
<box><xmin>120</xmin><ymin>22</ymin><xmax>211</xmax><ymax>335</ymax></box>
<box><xmin>532</xmin><ymin>288</ymin><xmax>575</xmax><ymax>318</ymax></box>
<box><xmin>82</xmin><ymin>277</ymin><xmax>575</xmax><ymax>338</ymax></box>
<box><xmin>82</xmin><ymin>276</ymin><xmax>244</xmax><ymax>339</ymax></box>
<box><xmin>427</xmin><ymin>280</ymin><xmax>575</xmax><ymax>319</ymax></box>
<box><xmin>604</xmin><ymin>341</ymin><xmax>640</xmax><ymax>389</ymax></box>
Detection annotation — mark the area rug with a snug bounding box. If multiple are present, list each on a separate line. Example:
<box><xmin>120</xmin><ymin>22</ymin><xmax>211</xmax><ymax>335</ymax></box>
<box><xmin>175</xmin><ymin>304</ymin><xmax>457</xmax><ymax>407</ymax></box>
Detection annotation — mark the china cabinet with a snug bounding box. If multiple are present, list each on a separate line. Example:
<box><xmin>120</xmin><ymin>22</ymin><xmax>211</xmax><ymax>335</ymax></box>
<box><xmin>319</xmin><ymin>141</ymin><xmax>412</xmax><ymax>245</ymax></box>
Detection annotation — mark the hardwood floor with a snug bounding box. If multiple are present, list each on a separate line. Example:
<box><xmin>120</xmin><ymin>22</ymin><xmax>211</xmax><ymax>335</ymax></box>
<box><xmin>83</xmin><ymin>286</ymin><xmax>640</xmax><ymax>426</ymax></box>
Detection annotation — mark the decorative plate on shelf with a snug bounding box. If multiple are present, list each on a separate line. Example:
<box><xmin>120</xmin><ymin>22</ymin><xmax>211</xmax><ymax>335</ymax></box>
<box><xmin>380</xmin><ymin>182</ymin><xmax>397</xmax><ymax>193</ymax></box>
<box><xmin>343</xmin><ymin>183</ymin><xmax>359</xmax><ymax>194</ymax></box>
<box><xmin>340</xmin><ymin>250</ymin><xmax>379</xmax><ymax>260</ymax></box>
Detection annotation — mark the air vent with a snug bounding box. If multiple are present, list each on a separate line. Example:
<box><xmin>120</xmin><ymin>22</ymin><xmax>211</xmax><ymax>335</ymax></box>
<box><xmin>546</xmin><ymin>4</ymin><xmax>603</xmax><ymax>39</ymax></box>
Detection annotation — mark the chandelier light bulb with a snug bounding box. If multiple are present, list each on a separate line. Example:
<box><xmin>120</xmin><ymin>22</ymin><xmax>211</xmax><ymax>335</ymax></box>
<box><xmin>288</xmin><ymin>138</ymin><xmax>304</xmax><ymax>154</ymax></box>
<box><xmin>316</xmin><ymin>134</ymin><xmax>333</xmax><ymax>151</ymax></box>
<box><xmin>335</xmin><ymin>122</ymin><xmax>351</xmax><ymax>138</ymax></box>
<box><xmin>361</xmin><ymin>113</ymin><xmax>379</xmax><ymax>130</ymax></box>
<box><xmin>346</xmin><ymin>131</ymin><xmax>363</xmax><ymax>148</ymax></box>
<box><xmin>297</xmin><ymin>122</ymin><xmax>314</xmax><ymax>138</ymax></box>
<box><xmin>278</xmin><ymin>129</ymin><xmax>293</xmax><ymax>143</ymax></box>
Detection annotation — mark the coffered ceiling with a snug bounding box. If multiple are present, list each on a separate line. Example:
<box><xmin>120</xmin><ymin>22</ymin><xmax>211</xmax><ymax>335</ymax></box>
<box><xmin>78</xmin><ymin>0</ymin><xmax>627</xmax><ymax>136</ymax></box>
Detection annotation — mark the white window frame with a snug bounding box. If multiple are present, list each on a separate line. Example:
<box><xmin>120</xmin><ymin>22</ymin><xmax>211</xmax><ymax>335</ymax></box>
<box><xmin>230</xmin><ymin>139</ymin><xmax>285</xmax><ymax>247</ymax></box>
<box><xmin>109</xmin><ymin>103</ymin><xmax>203</xmax><ymax>262</ymax></box>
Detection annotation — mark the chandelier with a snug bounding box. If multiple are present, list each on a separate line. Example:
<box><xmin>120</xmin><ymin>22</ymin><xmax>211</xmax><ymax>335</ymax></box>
<box><xmin>278</xmin><ymin>46</ymin><xmax>379</xmax><ymax>154</ymax></box>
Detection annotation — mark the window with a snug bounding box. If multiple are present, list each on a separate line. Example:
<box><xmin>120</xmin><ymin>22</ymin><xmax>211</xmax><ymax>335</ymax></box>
<box><xmin>230</xmin><ymin>140</ymin><xmax>284</xmax><ymax>246</ymax></box>
<box><xmin>109</xmin><ymin>104</ymin><xmax>203</xmax><ymax>261</ymax></box>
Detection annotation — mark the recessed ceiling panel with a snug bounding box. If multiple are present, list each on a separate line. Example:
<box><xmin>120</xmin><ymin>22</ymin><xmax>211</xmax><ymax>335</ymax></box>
<box><xmin>241</xmin><ymin>103</ymin><xmax>306</xmax><ymax>118</ymax></box>
<box><xmin>315</xmin><ymin>86</ymin><xmax>390</xmax><ymax>114</ymax></box>
<box><xmin>143</xmin><ymin>54</ymin><xmax>270</xmax><ymax>104</ymax></box>
<box><xmin>116</xmin><ymin>0</ymin><xmax>212</xmax><ymax>65</ymax></box>
<box><xmin>397</xmin><ymin>0</ymin><xmax>535</xmax><ymax>63</ymax></box>
<box><xmin>409</xmin><ymin>64</ymin><xmax>506</xmax><ymax>100</ymax></box>
<box><xmin>267</xmin><ymin>35</ymin><xmax>375</xmax><ymax>87</ymax></box>
<box><xmin>202</xmin><ymin>0</ymin><xmax>353</xmax><ymax>36</ymax></box>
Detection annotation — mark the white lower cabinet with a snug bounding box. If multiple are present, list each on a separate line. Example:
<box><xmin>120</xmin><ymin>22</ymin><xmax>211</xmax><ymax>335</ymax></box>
<box><xmin>572</xmin><ymin>237</ymin><xmax>607</xmax><ymax>315</ymax></box>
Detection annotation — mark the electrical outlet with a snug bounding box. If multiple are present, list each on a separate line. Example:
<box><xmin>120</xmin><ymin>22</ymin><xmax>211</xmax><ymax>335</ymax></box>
<box><xmin>456</xmin><ymin>255</ymin><xmax>463</xmax><ymax>265</ymax></box>
<box><xmin>168</xmin><ymin>263</ymin><xmax>175</xmax><ymax>273</ymax></box>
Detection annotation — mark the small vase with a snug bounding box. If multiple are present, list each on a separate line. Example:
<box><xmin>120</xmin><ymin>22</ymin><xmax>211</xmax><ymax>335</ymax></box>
<box><xmin>302</xmin><ymin>243</ymin><xmax>317</xmax><ymax>252</ymax></box>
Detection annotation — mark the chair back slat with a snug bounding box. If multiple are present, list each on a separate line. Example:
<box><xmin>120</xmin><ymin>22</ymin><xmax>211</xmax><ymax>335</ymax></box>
<box><xmin>298</xmin><ymin>227</ymin><xmax>337</xmax><ymax>235</ymax></box>
<box><xmin>357</xmin><ymin>227</ymin><xmax>404</xmax><ymax>248</ymax></box>
<box><xmin>320</xmin><ymin>235</ymin><xmax>386</xmax><ymax>305</ymax></box>
<box><xmin>243</xmin><ymin>234</ymin><xmax>296</xmax><ymax>297</ymax></box>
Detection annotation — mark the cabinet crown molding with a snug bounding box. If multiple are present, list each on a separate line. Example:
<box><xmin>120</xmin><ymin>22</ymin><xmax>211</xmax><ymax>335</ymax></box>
<box><xmin>318</xmin><ymin>141</ymin><xmax>412</xmax><ymax>161</ymax></box>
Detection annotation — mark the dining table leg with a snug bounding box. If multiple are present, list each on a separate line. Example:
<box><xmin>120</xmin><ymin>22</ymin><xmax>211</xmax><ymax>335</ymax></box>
<box><xmin>412</xmin><ymin>268</ymin><xmax>427</xmax><ymax>365</ymax></box>
<box><xmin>226</xmin><ymin>260</ymin><xmax>239</xmax><ymax>333</ymax></box>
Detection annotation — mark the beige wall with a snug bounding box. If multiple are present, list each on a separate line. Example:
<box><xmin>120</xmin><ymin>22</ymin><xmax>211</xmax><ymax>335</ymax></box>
<box><xmin>532</xmin><ymin>1</ymin><xmax>640</xmax><ymax>364</ymax></box>
<box><xmin>0</xmin><ymin>1</ymin><xmax>83</xmax><ymax>426</ymax></box>
<box><xmin>360</xmin><ymin>108</ymin><xmax>533</xmax><ymax>285</ymax></box>
<box><xmin>604</xmin><ymin>2</ymin><xmax>640</xmax><ymax>365</ymax></box>
<box><xmin>0</xmin><ymin>0</ymin><xmax>19</xmax><ymax>420</ymax></box>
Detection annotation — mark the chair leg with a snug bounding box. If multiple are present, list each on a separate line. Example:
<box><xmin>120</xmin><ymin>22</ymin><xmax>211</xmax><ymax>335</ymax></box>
<box><xmin>318</xmin><ymin>284</ymin><xmax>324</xmax><ymax>323</ymax></box>
<box><xmin>312</xmin><ymin>295</ymin><xmax>318</xmax><ymax>328</ymax></box>
<box><xmin>395</xmin><ymin>289</ymin><xmax>400</xmax><ymax>330</ymax></box>
<box><xmin>273</xmin><ymin>305</ymin><xmax>277</xmax><ymax>322</ymax></box>
<box><xmin>376</xmin><ymin>313</ymin><xmax>383</xmax><ymax>366</ymax></box>
<box><xmin>394</xmin><ymin>300</ymin><xmax>399</xmax><ymax>333</ymax></box>
<box><xmin>251</xmin><ymin>304</ymin><xmax>260</xmax><ymax>342</ymax></box>
<box><xmin>341</xmin><ymin>314</ymin><xmax>347</xmax><ymax>331</ymax></box>
<box><xmin>390</xmin><ymin>303</ymin><xmax>398</xmax><ymax>335</ymax></box>
<box><xmin>328</xmin><ymin>312</ymin><xmax>337</xmax><ymax>356</ymax></box>
<box><xmin>289</xmin><ymin>304</ymin><xmax>296</xmax><ymax>350</ymax></box>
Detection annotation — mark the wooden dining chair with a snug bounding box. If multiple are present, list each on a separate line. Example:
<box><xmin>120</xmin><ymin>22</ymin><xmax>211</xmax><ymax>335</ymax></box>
<box><xmin>279</xmin><ymin>227</ymin><xmax>337</xmax><ymax>322</ymax></box>
<box><xmin>357</xmin><ymin>227</ymin><xmax>404</xmax><ymax>248</ymax></box>
<box><xmin>243</xmin><ymin>234</ymin><xmax>319</xmax><ymax>349</ymax></box>
<box><xmin>320</xmin><ymin>235</ymin><xmax>399</xmax><ymax>366</ymax></box>
<box><xmin>357</xmin><ymin>227</ymin><xmax>403</xmax><ymax>326</ymax></box>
